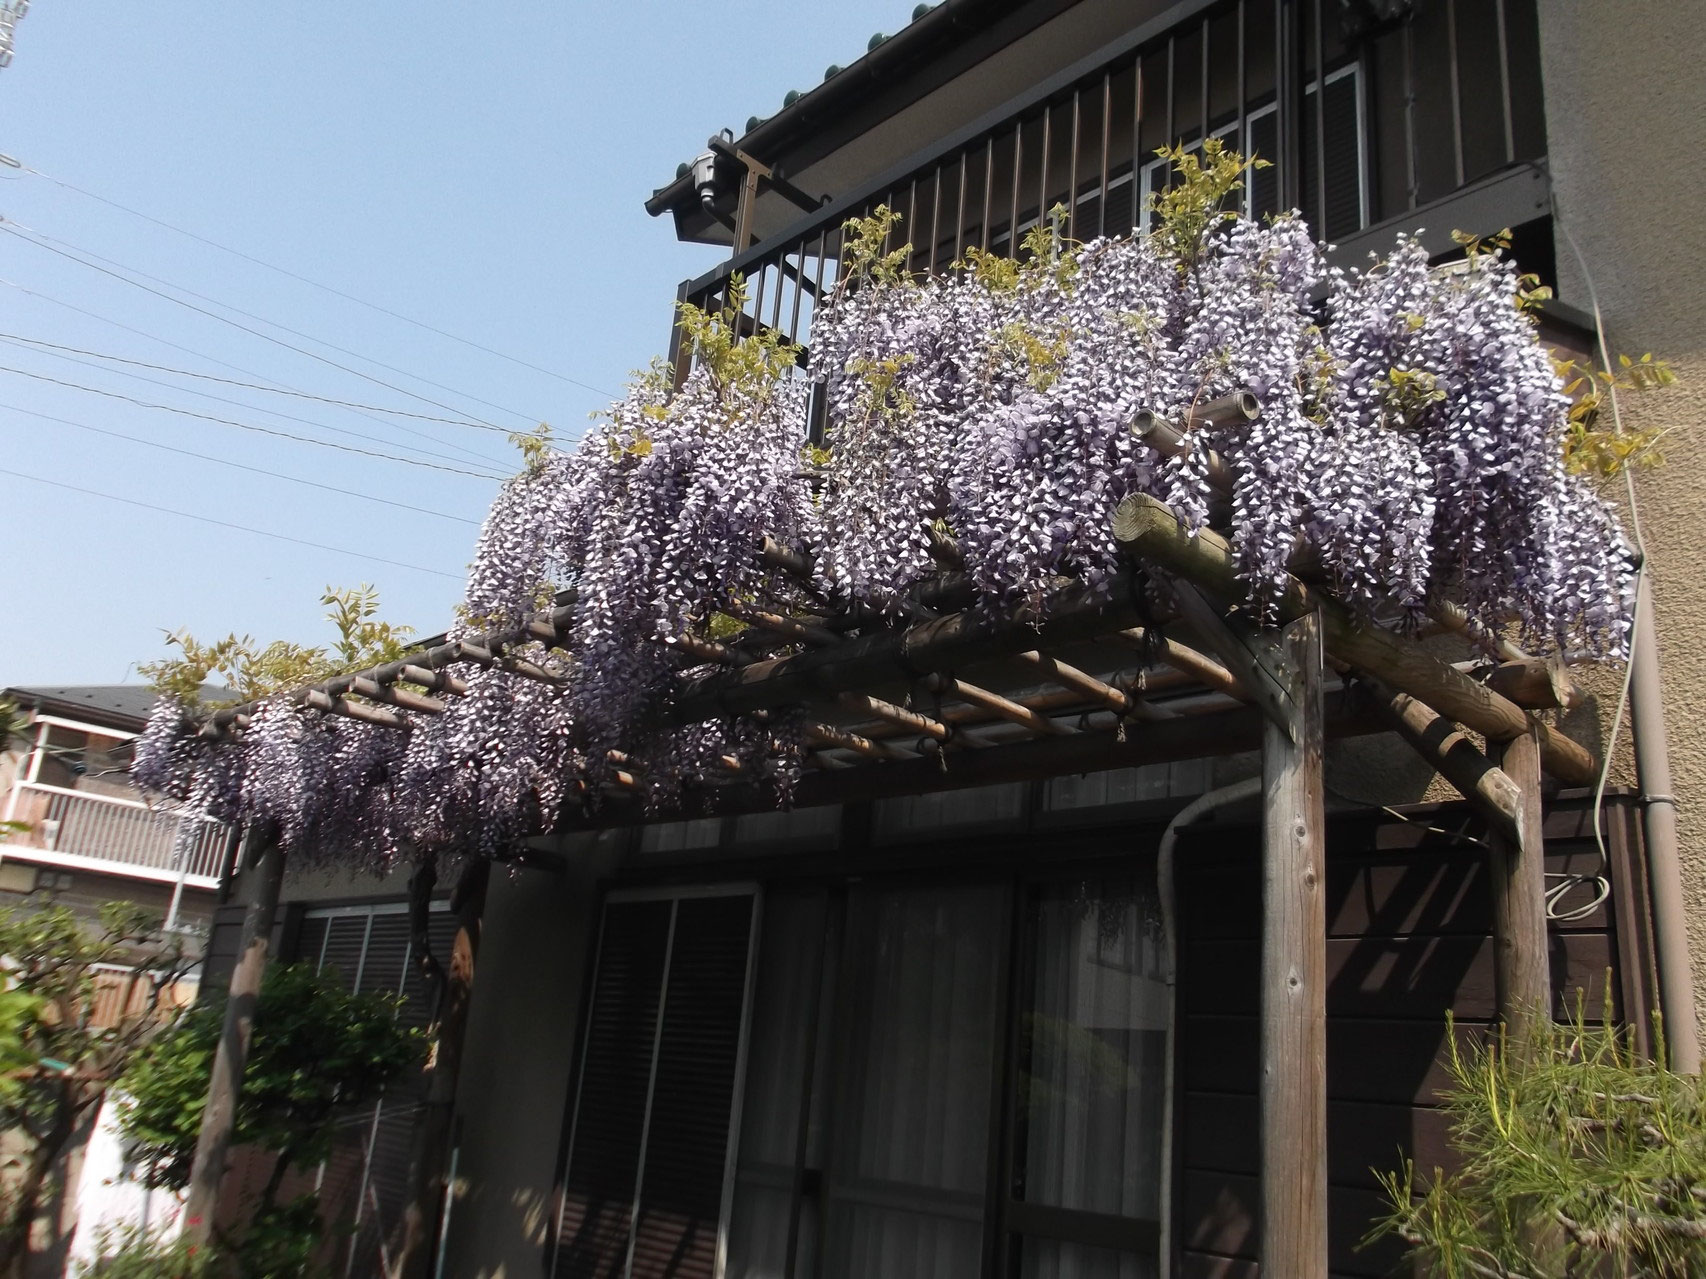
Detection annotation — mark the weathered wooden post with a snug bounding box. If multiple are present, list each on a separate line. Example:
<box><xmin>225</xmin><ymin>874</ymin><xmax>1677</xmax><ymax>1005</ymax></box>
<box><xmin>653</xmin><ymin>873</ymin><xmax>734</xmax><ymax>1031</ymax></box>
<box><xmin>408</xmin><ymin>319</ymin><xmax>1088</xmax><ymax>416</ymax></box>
<box><xmin>389</xmin><ymin>856</ymin><xmax>489</xmax><ymax>1279</ymax></box>
<box><xmin>1260</xmin><ymin>612</ymin><xmax>1328</xmax><ymax>1279</ymax></box>
<box><xmin>1490</xmin><ymin>720</ymin><xmax>1551</xmax><ymax>1053</ymax></box>
<box><xmin>183</xmin><ymin>826</ymin><xmax>286</xmax><ymax>1244</ymax></box>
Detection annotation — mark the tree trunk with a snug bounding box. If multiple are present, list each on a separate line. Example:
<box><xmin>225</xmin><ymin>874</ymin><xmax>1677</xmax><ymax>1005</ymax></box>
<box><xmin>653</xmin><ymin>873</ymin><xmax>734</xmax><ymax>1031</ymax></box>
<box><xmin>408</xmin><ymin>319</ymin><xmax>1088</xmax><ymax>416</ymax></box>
<box><xmin>0</xmin><ymin>1080</ymin><xmax>76</xmax><ymax>1275</ymax></box>
<box><xmin>386</xmin><ymin>857</ymin><xmax>488</xmax><ymax>1279</ymax></box>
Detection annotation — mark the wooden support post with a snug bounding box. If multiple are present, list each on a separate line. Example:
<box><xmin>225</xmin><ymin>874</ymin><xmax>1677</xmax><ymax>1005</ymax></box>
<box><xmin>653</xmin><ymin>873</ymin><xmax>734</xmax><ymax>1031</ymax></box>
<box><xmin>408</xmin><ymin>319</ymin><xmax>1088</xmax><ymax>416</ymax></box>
<box><xmin>389</xmin><ymin>857</ymin><xmax>489</xmax><ymax>1278</ymax></box>
<box><xmin>1259</xmin><ymin>612</ymin><xmax>1328</xmax><ymax>1279</ymax></box>
<box><xmin>1489</xmin><ymin>721</ymin><xmax>1552</xmax><ymax>1055</ymax></box>
<box><xmin>183</xmin><ymin>828</ymin><xmax>286</xmax><ymax>1243</ymax></box>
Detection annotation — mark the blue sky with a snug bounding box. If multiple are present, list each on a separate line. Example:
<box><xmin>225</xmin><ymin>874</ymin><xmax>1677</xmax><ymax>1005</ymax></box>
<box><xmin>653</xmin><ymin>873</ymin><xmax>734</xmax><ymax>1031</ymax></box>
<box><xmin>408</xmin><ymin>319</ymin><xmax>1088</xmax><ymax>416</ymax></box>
<box><xmin>0</xmin><ymin>2</ymin><xmax>902</xmax><ymax>685</ymax></box>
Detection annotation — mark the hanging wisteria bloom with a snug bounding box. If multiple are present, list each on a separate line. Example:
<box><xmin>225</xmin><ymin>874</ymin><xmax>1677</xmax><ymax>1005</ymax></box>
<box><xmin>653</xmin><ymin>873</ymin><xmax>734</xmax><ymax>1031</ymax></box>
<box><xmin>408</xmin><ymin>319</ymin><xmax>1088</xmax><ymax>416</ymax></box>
<box><xmin>133</xmin><ymin>146</ymin><xmax>1635</xmax><ymax>868</ymax></box>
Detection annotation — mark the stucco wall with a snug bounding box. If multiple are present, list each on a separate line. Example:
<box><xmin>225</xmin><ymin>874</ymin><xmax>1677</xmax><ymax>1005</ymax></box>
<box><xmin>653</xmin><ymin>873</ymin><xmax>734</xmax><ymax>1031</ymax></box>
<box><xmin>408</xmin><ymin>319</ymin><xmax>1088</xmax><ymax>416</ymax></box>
<box><xmin>439</xmin><ymin>837</ymin><xmax>625</xmax><ymax>1279</ymax></box>
<box><xmin>1536</xmin><ymin>0</ymin><xmax>1706</xmax><ymax>1035</ymax></box>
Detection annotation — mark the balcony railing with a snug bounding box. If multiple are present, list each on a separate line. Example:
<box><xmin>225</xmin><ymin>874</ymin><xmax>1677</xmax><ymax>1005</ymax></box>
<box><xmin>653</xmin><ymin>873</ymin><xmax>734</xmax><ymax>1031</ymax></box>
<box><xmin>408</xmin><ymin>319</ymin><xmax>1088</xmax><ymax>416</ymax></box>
<box><xmin>0</xmin><ymin>781</ymin><xmax>230</xmax><ymax>889</ymax></box>
<box><xmin>673</xmin><ymin>0</ymin><xmax>1549</xmax><ymax>375</ymax></box>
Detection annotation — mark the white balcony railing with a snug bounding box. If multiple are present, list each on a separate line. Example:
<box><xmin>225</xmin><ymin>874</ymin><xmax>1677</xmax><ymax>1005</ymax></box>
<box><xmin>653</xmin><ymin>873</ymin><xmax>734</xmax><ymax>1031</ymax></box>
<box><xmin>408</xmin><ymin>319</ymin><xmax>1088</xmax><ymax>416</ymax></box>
<box><xmin>0</xmin><ymin>781</ymin><xmax>229</xmax><ymax>889</ymax></box>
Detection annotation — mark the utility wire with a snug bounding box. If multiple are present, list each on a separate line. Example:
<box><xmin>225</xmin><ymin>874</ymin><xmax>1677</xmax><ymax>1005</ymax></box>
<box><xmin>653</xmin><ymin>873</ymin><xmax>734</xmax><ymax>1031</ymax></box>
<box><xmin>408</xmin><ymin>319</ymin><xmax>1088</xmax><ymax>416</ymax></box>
<box><xmin>0</xmin><ymin>217</ymin><xmax>538</xmax><ymax>429</ymax></box>
<box><xmin>21</xmin><ymin>162</ymin><xmax>618</xmax><ymax>399</ymax></box>
<box><xmin>0</xmin><ymin>274</ymin><xmax>519</xmax><ymax>466</ymax></box>
<box><xmin>1</xmin><ymin>401</ymin><xmax>481</xmax><ymax>525</ymax></box>
<box><xmin>0</xmin><ymin>338</ymin><xmax>511</xmax><ymax>471</ymax></box>
<box><xmin>0</xmin><ymin>363</ymin><xmax>506</xmax><ymax>480</ymax></box>
<box><xmin>0</xmin><ymin>465</ymin><xmax>463</xmax><ymax>580</ymax></box>
<box><xmin>0</xmin><ymin>331</ymin><xmax>515</xmax><ymax>429</ymax></box>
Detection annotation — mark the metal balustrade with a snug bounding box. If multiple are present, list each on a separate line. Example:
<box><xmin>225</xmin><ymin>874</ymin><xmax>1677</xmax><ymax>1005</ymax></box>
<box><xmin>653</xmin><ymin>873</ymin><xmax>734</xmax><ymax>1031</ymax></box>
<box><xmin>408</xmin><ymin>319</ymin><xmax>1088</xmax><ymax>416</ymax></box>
<box><xmin>672</xmin><ymin>0</ymin><xmax>1548</xmax><ymax>376</ymax></box>
<box><xmin>1</xmin><ymin>780</ymin><xmax>229</xmax><ymax>888</ymax></box>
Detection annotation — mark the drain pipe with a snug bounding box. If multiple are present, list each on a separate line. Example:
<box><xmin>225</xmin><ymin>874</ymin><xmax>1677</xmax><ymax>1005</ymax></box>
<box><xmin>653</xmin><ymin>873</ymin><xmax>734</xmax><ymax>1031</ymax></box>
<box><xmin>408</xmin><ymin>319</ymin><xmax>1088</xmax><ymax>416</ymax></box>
<box><xmin>1629</xmin><ymin>573</ymin><xmax>1701</xmax><ymax>1073</ymax></box>
<box><xmin>1157</xmin><ymin>776</ymin><xmax>1263</xmax><ymax>1270</ymax></box>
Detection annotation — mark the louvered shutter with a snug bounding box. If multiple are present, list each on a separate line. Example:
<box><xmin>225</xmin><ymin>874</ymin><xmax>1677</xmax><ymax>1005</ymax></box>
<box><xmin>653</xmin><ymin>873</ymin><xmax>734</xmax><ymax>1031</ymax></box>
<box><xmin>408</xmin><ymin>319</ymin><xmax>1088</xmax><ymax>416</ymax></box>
<box><xmin>292</xmin><ymin>902</ymin><xmax>458</xmax><ymax>1275</ymax></box>
<box><xmin>555</xmin><ymin>890</ymin><xmax>758</xmax><ymax>1279</ymax></box>
<box><xmin>1302</xmin><ymin>67</ymin><xmax>1366</xmax><ymax>241</ymax></box>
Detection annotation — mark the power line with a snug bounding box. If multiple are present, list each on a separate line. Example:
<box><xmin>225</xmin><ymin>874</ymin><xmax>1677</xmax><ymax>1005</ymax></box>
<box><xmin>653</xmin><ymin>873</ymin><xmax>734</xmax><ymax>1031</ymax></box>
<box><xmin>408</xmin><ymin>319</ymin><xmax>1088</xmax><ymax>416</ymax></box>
<box><xmin>2</xmin><ymin>401</ymin><xmax>482</xmax><ymax>525</ymax></box>
<box><xmin>0</xmin><ymin>363</ymin><xmax>507</xmax><ymax>480</ymax></box>
<box><xmin>0</xmin><ymin>331</ymin><xmax>516</xmax><ymax>428</ymax></box>
<box><xmin>21</xmin><ymin>162</ymin><xmax>619</xmax><ymax>400</ymax></box>
<box><xmin>0</xmin><ymin>337</ymin><xmax>512</xmax><ymax>470</ymax></box>
<box><xmin>0</xmin><ymin>274</ymin><xmax>520</xmax><ymax>466</ymax></box>
<box><xmin>0</xmin><ymin>465</ymin><xmax>464</xmax><ymax>580</ymax></box>
<box><xmin>0</xmin><ymin>217</ymin><xmax>539</xmax><ymax>429</ymax></box>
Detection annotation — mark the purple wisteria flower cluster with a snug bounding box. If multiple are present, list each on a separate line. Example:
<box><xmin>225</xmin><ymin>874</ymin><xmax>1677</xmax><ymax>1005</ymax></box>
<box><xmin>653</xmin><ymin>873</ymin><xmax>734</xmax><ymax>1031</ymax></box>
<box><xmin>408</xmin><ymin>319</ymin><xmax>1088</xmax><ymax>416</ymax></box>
<box><xmin>133</xmin><ymin>201</ymin><xmax>1634</xmax><ymax>871</ymax></box>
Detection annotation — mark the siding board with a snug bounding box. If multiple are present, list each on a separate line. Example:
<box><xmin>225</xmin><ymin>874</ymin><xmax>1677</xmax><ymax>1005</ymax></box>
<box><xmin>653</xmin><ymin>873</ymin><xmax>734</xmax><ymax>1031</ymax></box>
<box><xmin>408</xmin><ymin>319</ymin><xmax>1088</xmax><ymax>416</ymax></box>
<box><xmin>1176</xmin><ymin>797</ymin><xmax>1649</xmax><ymax>1275</ymax></box>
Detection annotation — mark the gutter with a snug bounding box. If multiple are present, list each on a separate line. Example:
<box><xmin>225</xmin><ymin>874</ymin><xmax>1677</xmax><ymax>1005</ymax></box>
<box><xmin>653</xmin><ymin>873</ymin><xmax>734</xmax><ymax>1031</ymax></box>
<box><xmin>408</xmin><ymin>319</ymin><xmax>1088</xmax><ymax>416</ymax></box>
<box><xmin>1630</xmin><ymin>572</ymin><xmax>1702</xmax><ymax>1073</ymax></box>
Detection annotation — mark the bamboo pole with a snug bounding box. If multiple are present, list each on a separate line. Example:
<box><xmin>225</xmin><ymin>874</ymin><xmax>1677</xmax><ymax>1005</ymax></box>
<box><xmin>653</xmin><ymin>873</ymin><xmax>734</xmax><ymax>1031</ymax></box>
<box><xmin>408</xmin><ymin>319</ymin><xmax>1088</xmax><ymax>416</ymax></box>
<box><xmin>1113</xmin><ymin>494</ymin><xmax>1597</xmax><ymax>784</ymax></box>
<box><xmin>183</xmin><ymin>828</ymin><xmax>286</xmax><ymax>1244</ymax></box>
<box><xmin>1489</xmin><ymin>721</ymin><xmax>1552</xmax><ymax>1055</ymax></box>
<box><xmin>1259</xmin><ymin>611</ymin><xmax>1328</xmax><ymax>1279</ymax></box>
<box><xmin>1364</xmin><ymin>679</ymin><xmax>1523</xmax><ymax>846</ymax></box>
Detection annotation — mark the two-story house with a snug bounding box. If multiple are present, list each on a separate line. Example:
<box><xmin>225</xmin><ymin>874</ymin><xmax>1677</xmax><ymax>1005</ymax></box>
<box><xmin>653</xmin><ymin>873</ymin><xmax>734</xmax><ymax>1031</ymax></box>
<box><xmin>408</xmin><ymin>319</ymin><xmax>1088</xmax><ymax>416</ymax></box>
<box><xmin>195</xmin><ymin>2</ymin><xmax>1706</xmax><ymax>1277</ymax></box>
<box><xmin>2</xmin><ymin>684</ymin><xmax>230</xmax><ymax>941</ymax></box>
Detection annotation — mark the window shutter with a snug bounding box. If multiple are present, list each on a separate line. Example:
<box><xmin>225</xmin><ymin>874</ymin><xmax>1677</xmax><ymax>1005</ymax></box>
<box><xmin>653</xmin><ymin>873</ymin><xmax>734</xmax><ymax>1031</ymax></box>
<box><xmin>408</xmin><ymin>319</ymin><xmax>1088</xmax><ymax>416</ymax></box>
<box><xmin>556</xmin><ymin>891</ymin><xmax>758</xmax><ymax>1279</ymax></box>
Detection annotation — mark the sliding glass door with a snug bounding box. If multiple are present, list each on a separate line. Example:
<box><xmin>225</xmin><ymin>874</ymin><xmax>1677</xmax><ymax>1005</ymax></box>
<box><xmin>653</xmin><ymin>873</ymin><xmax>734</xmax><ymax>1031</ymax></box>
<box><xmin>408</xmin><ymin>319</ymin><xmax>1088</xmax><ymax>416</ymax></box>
<box><xmin>724</xmin><ymin>871</ymin><xmax>1164</xmax><ymax>1279</ymax></box>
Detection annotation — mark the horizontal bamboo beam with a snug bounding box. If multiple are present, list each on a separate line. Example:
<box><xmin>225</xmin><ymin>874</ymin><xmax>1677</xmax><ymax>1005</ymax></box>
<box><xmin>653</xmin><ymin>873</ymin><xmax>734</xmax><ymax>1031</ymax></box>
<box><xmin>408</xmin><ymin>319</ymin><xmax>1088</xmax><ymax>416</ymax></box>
<box><xmin>1113</xmin><ymin>495</ymin><xmax>1597</xmax><ymax>785</ymax></box>
<box><xmin>836</xmin><ymin>692</ymin><xmax>952</xmax><ymax>742</ymax></box>
<box><xmin>1112</xmin><ymin>629</ymin><xmax>1247</xmax><ymax>702</ymax></box>
<box><xmin>303</xmin><ymin>689</ymin><xmax>410</xmax><ymax>731</ymax></box>
<box><xmin>672</xmin><ymin>573</ymin><xmax>1143</xmax><ymax>724</ymax></box>
<box><xmin>349</xmin><ymin>677</ymin><xmax>445</xmax><ymax>716</ymax></box>
<box><xmin>923</xmin><ymin>673</ymin><xmax>1069</xmax><ymax>736</ymax></box>
<box><xmin>559</xmin><ymin>691</ymin><xmax>1384</xmax><ymax>827</ymax></box>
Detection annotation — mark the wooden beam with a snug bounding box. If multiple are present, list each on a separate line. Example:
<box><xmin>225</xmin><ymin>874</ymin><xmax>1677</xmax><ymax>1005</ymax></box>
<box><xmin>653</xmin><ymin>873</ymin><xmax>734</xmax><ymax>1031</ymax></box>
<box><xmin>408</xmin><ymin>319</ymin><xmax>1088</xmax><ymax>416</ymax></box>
<box><xmin>1489</xmin><ymin>721</ymin><xmax>1552</xmax><ymax>1055</ymax></box>
<box><xmin>1482</xmin><ymin>658</ymin><xmax>1579</xmax><ymax>711</ymax></box>
<box><xmin>1113</xmin><ymin>494</ymin><xmax>1597</xmax><ymax>784</ymax></box>
<box><xmin>1259</xmin><ymin>611</ymin><xmax>1329</xmax><ymax>1279</ymax></box>
<box><xmin>1170</xmin><ymin>583</ymin><xmax>1298</xmax><ymax>731</ymax></box>
<box><xmin>183</xmin><ymin>830</ymin><xmax>286</xmax><ymax>1243</ymax></box>
<box><xmin>1364</xmin><ymin>679</ymin><xmax>1523</xmax><ymax>846</ymax></box>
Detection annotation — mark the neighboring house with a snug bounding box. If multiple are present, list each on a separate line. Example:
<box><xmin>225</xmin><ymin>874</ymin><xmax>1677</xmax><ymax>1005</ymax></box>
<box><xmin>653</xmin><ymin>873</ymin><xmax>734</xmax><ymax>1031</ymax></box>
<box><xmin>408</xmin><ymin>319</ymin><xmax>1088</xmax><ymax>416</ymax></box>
<box><xmin>202</xmin><ymin>2</ymin><xmax>1706</xmax><ymax>1277</ymax></box>
<box><xmin>1</xmin><ymin>685</ymin><xmax>232</xmax><ymax>945</ymax></box>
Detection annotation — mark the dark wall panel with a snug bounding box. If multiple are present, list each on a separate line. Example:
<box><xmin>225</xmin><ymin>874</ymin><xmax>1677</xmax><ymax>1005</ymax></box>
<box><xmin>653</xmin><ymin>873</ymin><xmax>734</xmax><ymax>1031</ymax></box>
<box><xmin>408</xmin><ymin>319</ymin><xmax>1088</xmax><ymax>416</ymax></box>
<box><xmin>1174</xmin><ymin>796</ymin><xmax>1647</xmax><ymax>1278</ymax></box>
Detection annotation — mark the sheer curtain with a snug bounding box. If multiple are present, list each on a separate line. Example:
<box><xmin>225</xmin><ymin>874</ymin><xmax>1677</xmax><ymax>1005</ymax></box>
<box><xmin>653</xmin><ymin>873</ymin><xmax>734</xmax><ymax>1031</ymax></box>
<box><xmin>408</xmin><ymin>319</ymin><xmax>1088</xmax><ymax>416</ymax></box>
<box><xmin>1018</xmin><ymin>880</ymin><xmax>1166</xmax><ymax>1279</ymax></box>
<box><xmin>727</xmin><ymin>891</ymin><xmax>828</xmax><ymax>1279</ymax></box>
<box><xmin>827</xmin><ymin>884</ymin><xmax>1005</xmax><ymax>1279</ymax></box>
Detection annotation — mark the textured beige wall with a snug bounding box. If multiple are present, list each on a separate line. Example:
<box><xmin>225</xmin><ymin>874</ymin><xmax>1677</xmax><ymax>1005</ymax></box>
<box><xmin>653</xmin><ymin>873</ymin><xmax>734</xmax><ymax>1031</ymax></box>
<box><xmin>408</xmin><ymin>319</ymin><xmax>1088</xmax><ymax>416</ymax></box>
<box><xmin>1537</xmin><ymin>0</ymin><xmax>1706</xmax><ymax>1035</ymax></box>
<box><xmin>439</xmin><ymin>839</ymin><xmax>625</xmax><ymax>1279</ymax></box>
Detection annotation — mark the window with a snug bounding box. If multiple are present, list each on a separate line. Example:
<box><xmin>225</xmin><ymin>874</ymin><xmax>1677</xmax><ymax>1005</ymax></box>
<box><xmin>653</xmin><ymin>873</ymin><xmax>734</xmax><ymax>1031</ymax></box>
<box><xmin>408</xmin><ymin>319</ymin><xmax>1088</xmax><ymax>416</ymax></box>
<box><xmin>724</xmin><ymin>871</ymin><xmax>1165</xmax><ymax>1279</ymax></box>
<box><xmin>295</xmin><ymin>900</ymin><xmax>458</xmax><ymax>1277</ymax></box>
<box><xmin>552</xmin><ymin>887</ymin><xmax>760</xmax><ymax>1279</ymax></box>
<box><xmin>1138</xmin><ymin>64</ymin><xmax>1367</xmax><ymax>242</ymax></box>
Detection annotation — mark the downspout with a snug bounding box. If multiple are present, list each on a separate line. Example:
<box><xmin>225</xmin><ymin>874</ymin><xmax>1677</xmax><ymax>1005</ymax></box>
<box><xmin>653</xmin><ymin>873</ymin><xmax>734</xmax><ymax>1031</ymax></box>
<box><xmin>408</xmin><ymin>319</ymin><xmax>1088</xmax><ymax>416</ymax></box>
<box><xmin>1629</xmin><ymin>573</ymin><xmax>1702</xmax><ymax>1073</ymax></box>
<box><xmin>1157</xmin><ymin>776</ymin><xmax>1263</xmax><ymax>1271</ymax></box>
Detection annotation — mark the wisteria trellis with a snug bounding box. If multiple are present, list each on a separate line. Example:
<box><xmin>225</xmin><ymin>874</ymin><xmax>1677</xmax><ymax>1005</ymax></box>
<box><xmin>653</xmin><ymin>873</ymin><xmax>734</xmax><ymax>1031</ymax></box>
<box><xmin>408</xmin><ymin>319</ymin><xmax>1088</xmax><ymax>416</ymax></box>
<box><xmin>134</xmin><ymin>198</ymin><xmax>1635</xmax><ymax>872</ymax></box>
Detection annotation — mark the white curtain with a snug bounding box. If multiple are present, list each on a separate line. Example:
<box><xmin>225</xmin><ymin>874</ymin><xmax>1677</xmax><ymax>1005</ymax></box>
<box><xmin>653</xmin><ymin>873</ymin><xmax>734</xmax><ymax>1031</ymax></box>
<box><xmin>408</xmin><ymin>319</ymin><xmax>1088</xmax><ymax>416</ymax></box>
<box><xmin>727</xmin><ymin>892</ymin><xmax>827</xmax><ymax>1279</ymax></box>
<box><xmin>827</xmin><ymin>884</ymin><xmax>1005</xmax><ymax>1279</ymax></box>
<box><xmin>1019</xmin><ymin>882</ymin><xmax>1166</xmax><ymax>1279</ymax></box>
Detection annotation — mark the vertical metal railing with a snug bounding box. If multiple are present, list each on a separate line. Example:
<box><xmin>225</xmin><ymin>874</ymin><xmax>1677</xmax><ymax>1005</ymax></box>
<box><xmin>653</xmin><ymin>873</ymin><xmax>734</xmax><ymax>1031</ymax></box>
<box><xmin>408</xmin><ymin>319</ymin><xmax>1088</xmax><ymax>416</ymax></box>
<box><xmin>2</xmin><ymin>780</ymin><xmax>228</xmax><ymax>882</ymax></box>
<box><xmin>672</xmin><ymin>0</ymin><xmax>1545</xmax><ymax>379</ymax></box>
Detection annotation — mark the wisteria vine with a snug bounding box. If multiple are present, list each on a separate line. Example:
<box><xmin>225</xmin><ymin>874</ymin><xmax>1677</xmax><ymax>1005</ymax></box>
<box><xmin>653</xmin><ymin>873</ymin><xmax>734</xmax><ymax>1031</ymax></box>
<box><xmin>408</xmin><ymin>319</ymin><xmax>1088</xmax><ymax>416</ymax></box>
<box><xmin>134</xmin><ymin>149</ymin><xmax>1636</xmax><ymax>872</ymax></box>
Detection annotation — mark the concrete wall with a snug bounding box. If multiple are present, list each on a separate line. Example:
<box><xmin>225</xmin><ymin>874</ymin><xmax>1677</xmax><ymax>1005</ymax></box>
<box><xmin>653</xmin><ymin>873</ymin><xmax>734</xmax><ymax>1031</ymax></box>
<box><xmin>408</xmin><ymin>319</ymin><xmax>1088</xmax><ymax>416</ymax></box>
<box><xmin>1537</xmin><ymin>0</ymin><xmax>1706</xmax><ymax>1037</ymax></box>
